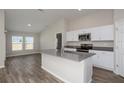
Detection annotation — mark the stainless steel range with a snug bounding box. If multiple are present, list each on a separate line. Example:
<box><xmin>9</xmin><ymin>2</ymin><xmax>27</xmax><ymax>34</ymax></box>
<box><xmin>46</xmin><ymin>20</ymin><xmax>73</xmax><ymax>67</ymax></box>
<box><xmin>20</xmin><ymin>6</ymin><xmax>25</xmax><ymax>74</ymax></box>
<box><xmin>76</xmin><ymin>44</ymin><xmax>93</xmax><ymax>52</ymax></box>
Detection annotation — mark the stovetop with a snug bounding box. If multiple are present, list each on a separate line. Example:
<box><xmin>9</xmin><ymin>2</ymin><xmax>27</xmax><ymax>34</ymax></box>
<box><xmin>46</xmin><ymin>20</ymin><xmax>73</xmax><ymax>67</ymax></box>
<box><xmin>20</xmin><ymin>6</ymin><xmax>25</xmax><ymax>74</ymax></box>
<box><xmin>64</xmin><ymin>45</ymin><xmax>114</xmax><ymax>52</ymax></box>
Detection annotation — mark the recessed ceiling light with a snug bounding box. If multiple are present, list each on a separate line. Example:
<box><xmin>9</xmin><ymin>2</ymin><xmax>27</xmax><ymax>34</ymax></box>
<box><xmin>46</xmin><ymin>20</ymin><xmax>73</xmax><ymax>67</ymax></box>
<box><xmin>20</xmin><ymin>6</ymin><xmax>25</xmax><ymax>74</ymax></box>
<box><xmin>27</xmin><ymin>24</ymin><xmax>32</xmax><ymax>27</ymax></box>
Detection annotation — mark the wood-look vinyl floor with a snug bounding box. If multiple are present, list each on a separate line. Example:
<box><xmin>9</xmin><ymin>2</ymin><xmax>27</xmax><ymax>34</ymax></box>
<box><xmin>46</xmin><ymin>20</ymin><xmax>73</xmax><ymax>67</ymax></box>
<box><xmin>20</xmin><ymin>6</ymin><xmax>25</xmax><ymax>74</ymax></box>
<box><xmin>0</xmin><ymin>53</ymin><xmax>124</xmax><ymax>83</ymax></box>
<box><xmin>0</xmin><ymin>54</ymin><xmax>63</xmax><ymax>83</ymax></box>
<box><xmin>92</xmin><ymin>67</ymin><xmax>124</xmax><ymax>83</ymax></box>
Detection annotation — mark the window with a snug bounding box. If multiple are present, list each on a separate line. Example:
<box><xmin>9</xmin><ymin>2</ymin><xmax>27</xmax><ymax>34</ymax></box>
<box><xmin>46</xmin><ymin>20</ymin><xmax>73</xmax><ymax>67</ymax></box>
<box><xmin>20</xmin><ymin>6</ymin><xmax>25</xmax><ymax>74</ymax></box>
<box><xmin>12</xmin><ymin>36</ymin><xmax>34</xmax><ymax>51</ymax></box>
<box><xmin>12</xmin><ymin>36</ymin><xmax>23</xmax><ymax>51</ymax></box>
<box><xmin>25</xmin><ymin>37</ymin><xmax>34</xmax><ymax>50</ymax></box>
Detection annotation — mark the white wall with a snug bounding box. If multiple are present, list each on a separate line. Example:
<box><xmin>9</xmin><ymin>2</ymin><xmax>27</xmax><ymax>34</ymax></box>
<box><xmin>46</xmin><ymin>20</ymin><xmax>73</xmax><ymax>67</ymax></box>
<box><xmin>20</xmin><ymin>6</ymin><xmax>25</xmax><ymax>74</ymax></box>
<box><xmin>0</xmin><ymin>10</ymin><xmax>6</xmax><ymax>68</ymax></box>
<box><xmin>6</xmin><ymin>31</ymin><xmax>40</xmax><ymax>57</ymax></box>
<box><xmin>67</xmin><ymin>9</ymin><xmax>113</xmax><ymax>31</ymax></box>
<box><xmin>40</xmin><ymin>19</ymin><xmax>66</xmax><ymax>50</ymax></box>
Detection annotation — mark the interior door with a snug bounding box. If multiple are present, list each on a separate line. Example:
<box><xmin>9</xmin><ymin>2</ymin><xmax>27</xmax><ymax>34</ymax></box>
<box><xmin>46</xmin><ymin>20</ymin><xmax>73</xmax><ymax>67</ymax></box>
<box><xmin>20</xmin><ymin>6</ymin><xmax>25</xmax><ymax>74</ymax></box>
<box><xmin>115</xmin><ymin>20</ymin><xmax>124</xmax><ymax>77</ymax></box>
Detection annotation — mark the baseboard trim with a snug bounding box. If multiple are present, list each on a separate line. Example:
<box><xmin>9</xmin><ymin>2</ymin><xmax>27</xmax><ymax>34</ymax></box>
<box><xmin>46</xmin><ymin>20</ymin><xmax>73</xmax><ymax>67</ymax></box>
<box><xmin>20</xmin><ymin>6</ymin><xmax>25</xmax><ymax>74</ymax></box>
<box><xmin>42</xmin><ymin>66</ymin><xmax>70</xmax><ymax>83</ymax></box>
<box><xmin>113</xmin><ymin>70</ymin><xmax>119</xmax><ymax>75</ymax></box>
<box><xmin>93</xmin><ymin>65</ymin><xmax>113</xmax><ymax>71</ymax></box>
<box><xmin>113</xmin><ymin>70</ymin><xmax>124</xmax><ymax>77</ymax></box>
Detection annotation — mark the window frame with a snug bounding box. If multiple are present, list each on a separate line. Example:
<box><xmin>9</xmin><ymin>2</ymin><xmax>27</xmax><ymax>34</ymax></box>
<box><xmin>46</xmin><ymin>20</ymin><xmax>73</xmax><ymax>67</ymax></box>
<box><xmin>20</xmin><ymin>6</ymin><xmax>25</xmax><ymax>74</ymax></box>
<box><xmin>24</xmin><ymin>36</ymin><xmax>34</xmax><ymax>50</ymax></box>
<box><xmin>11</xmin><ymin>36</ymin><xmax>34</xmax><ymax>51</ymax></box>
<box><xmin>12</xmin><ymin>36</ymin><xmax>23</xmax><ymax>51</ymax></box>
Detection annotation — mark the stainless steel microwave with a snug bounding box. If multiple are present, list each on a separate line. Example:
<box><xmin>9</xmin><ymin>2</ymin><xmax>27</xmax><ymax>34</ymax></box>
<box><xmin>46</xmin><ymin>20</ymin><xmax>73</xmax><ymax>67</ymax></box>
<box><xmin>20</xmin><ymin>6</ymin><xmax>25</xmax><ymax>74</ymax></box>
<box><xmin>78</xmin><ymin>33</ymin><xmax>91</xmax><ymax>41</ymax></box>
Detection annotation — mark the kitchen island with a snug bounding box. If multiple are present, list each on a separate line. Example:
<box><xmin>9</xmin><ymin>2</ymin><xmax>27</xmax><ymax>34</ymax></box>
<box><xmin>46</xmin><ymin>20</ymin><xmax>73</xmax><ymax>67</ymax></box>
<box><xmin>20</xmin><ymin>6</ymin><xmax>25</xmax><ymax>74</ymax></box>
<box><xmin>41</xmin><ymin>49</ymin><xmax>94</xmax><ymax>83</ymax></box>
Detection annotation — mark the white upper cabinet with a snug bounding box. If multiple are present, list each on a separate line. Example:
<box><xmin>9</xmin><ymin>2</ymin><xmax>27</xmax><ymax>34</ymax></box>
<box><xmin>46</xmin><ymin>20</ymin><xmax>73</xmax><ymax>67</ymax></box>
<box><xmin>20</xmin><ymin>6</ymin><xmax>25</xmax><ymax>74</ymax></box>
<box><xmin>73</xmin><ymin>31</ymin><xmax>79</xmax><ymax>41</ymax></box>
<box><xmin>66</xmin><ymin>25</ymin><xmax>114</xmax><ymax>42</ymax></box>
<box><xmin>91</xmin><ymin>25</ymin><xmax>114</xmax><ymax>41</ymax></box>
<box><xmin>90</xmin><ymin>28</ymin><xmax>100</xmax><ymax>41</ymax></box>
<box><xmin>66</xmin><ymin>31</ymin><xmax>79</xmax><ymax>41</ymax></box>
<box><xmin>66</xmin><ymin>31</ymin><xmax>73</xmax><ymax>41</ymax></box>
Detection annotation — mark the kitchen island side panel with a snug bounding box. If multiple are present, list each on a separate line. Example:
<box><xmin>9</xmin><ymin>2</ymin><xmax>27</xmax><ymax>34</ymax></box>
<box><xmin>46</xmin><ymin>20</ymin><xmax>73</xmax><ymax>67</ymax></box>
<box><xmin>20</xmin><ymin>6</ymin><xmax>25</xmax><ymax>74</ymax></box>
<box><xmin>42</xmin><ymin>54</ymin><xmax>93</xmax><ymax>83</ymax></box>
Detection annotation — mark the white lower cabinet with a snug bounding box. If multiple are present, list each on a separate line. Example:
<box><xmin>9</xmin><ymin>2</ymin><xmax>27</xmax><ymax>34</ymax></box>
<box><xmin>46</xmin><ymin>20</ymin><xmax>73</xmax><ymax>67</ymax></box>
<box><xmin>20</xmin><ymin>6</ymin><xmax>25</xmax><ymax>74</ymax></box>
<box><xmin>89</xmin><ymin>50</ymin><xmax>114</xmax><ymax>71</ymax></box>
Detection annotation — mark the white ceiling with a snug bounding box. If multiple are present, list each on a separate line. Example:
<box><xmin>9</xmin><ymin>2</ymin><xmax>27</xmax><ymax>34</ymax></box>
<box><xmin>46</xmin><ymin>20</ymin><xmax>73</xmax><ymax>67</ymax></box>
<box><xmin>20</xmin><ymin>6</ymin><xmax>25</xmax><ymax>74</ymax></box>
<box><xmin>5</xmin><ymin>9</ymin><xmax>97</xmax><ymax>32</ymax></box>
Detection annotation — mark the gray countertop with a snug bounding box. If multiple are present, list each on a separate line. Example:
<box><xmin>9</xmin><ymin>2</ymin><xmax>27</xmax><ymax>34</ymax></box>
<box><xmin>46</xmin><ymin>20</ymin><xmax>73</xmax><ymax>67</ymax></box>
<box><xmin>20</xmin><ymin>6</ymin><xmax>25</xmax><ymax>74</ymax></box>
<box><xmin>41</xmin><ymin>49</ymin><xmax>95</xmax><ymax>62</ymax></box>
<box><xmin>92</xmin><ymin>47</ymin><xmax>113</xmax><ymax>51</ymax></box>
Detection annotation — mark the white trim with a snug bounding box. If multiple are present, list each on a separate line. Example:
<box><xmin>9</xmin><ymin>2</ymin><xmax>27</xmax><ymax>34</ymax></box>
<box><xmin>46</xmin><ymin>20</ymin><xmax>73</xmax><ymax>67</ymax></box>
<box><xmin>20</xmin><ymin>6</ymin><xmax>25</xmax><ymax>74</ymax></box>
<box><xmin>93</xmin><ymin>64</ymin><xmax>113</xmax><ymax>71</ymax></box>
<box><xmin>113</xmin><ymin>70</ymin><xmax>124</xmax><ymax>77</ymax></box>
<box><xmin>113</xmin><ymin>70</ymin><xmax>119</xmax><ymax>75</ymax></box>
<box><xmin>7</xmin><ymin>52</ymin><xmax>41</xmax><ymax>57</ymax></box>
<box><xmin>42</xmin><ymin>66</ymin><xmax>70</xmax><ymax>83</ymax></box>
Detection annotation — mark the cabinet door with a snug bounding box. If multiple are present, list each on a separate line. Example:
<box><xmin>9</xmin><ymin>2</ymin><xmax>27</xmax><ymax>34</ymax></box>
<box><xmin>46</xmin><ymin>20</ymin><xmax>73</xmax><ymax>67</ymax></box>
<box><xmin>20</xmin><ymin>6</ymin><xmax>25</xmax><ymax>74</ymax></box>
<box><xmin>72</xmin><ymin>31</ymin><xmax>78</xmax><ymax>41</ymax></box>
<box><xmin>92</xmin><ymin>55</ymin><xmax>99</xmax><ymax>66</ymax></box>
<box><xmin>89</xmin><ymin>50</ymin><xmax>114</xmax><ymax>71</ymax></box>
<box><xmin>91</xmin><ymin>28</ymin><xmax>100</xmax><ymax>41</ymax></box>
<box><xmin>92</xmin><ymin>51</ymin><xmax>102</xmax><ymax>67</ymax></box>
<box><xmin>66</xmin><ymin>31</ymin><xmax>78</xmax><ymax>41</ymax></box>
<box><xmin>66</xmin><ymin>32</ymin><xmax>73</xmax><ymax>41</ymax></box>
<box><xmin>89</xmin><ymin>50</ymin><xmax>99</xmax><ymax>66</ymax></box>
<box><xmin>91</xmin><ymin>31</ymin><xmax>99</xmax><ymax>41</ymax></box>
<box><xmin>99</xmin><ymin>51</ymin><xmax>114</xmax><ymax>70</ymax></box>
<box><xmin>100</xmin><ymin>25</ymin><xmax>114</xmax><ymax>41</ymax></box>
<box><xmin>91</xmin><ymin>25</ymin><xmax>114</xmax><ymax>41</ymax></box>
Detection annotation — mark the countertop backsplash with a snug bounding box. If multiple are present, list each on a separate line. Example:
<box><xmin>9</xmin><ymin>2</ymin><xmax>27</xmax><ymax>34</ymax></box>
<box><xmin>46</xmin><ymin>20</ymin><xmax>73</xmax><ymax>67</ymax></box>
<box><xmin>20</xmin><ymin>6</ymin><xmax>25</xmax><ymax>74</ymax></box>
<box><xmin>65</xmin><ymin>41</ymin><xmax>114</xmax><ymax>48</ymax></box>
